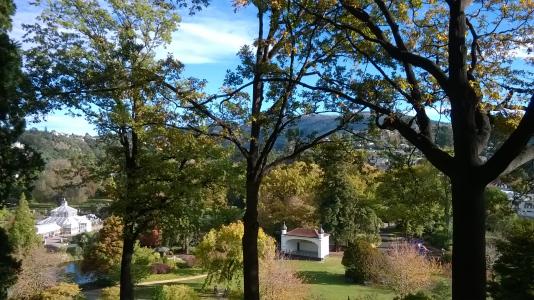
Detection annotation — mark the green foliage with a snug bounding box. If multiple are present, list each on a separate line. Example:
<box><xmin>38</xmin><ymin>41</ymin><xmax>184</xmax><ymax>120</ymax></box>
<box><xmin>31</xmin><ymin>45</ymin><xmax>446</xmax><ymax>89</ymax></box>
<box><xmin>342</xmin><ymin>239</ymin><xmax>381</xmax><ymax>284</ymax></box>
<box><xmin>393</xmin><ymin>292</ymin><xmax>433</xmax><ymax>300</ymax></box>
<box><xmin>489</xmin><ymin>218</ymin><xmax>534</xmax><ymax>299</ymax></box>
<box><xmin>484</xmin><ymin>187</ymin><xmax>514</xmax><ymax>232</ymax></box>
<box><xmin>9</xmin><ymin>193</ymin><xmax>40</xmax><ymax>253</ymax></box>
<box><xmin>314</xmin><ymin>141</ymin><xmax>382</xmax><ymax>245</ymax></box>
<box><xmin>0</xmin><ymin>227</ymin><xmax>20</xmax><ymax>299</ymax></box>
<box><xmin>100</xmin><ymin>286</ymin><xmax>120</xmax><ymax>300</ymax></box>
<box><xmin>152</xmin><ymin>284</ymin><xmax>200</xmax><ymax>300</ymax></box>
<box><xmin>376</xmin><ymin>163</ymin><xmax>451</xmax><ymax>239</ymax></box>
<box><xmin>36</xmin><ymin>283</ymin><xmax>82</xmax><ymax>300</ymax></box>
<box><xmin>129</xmin><ymin>244</ymin><xmax>160</xmax><ymax>283</ymax></box>
<box><xmin>429</xmin><ymin>280</ymin><xmax>451</xmax><ymax>300</ymax></box>
<box><xmin>195</xmin><ymin>221</ymin><xmax>275</xmax><ymax>287</ymax></box>
<box><xmin>0</xmin><ymin>0</ymin><xmax>44</xmax><ymax>206</ymax></box>
<box><xmin>83</xmin><ymin>216</ymin><xmax>158</xmax><ymax>283</ymax></box>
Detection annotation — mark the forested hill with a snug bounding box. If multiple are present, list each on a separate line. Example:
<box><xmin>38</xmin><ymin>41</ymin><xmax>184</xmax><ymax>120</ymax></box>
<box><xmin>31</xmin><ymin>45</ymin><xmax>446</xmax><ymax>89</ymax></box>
<box><xmin>19</xmin><ymin>129</ymin><xmax>102</xmax><ymax>162</ymax></box>
<box><xmin>18</xmin><ymin>116</ymin><xmax>452</xmax><ymax>204</ymax></box>
<box><xmin>19</xmin><ymin>129</ymin><xmax>104</xmax><ymax>204</ymax></box>
<box><xmin>21</xmin><ymin>115</ymin><xmax>453</xmax><ymax>158</ymax></box>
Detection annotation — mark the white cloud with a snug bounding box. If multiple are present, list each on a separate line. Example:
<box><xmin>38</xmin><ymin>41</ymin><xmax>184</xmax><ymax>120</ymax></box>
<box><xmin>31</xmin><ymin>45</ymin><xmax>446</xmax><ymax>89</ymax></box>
<box><xmin>158</xmin><ymin>17</ymin><xmax>256</xmax><ymax>64</ymax></box>
<box><xmin>510</xmin><ymin>45</ymin><xmax>534</xmax><ymax>59</ymax></box>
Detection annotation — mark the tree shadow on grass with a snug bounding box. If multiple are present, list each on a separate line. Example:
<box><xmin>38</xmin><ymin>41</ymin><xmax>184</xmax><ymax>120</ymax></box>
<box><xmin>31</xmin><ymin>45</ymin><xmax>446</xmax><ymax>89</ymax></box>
<box><xmin>298</xmin><ymin>270</ymin><xmax>347</xmax><ymax>285</ymax></box>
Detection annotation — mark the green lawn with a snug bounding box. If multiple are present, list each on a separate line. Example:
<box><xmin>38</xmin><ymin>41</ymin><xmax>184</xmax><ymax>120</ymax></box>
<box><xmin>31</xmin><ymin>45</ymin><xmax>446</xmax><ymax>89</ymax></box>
<box><xmin>291</xmin><ymin>254</ymin><xmax>395</xmax><ymax>300</ymax></box>
<box><xmin>141</xmin><ymin>267</ymin><xmax>204</xmax><ymax>282</ymax></box>
<box><xmin>134</xmin><ymin>254</ymin><xmax>396</xmax><ymax>300</ymax></box>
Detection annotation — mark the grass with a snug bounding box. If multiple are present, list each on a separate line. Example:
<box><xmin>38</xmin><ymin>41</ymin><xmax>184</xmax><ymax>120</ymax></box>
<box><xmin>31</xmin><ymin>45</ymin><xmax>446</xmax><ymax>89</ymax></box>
<box><xmin>291</xmin><ymin>254</ymin><xmax>395</xmax><ymax>300</ymax></box>
<box><xmin>141</xmin><ymin>267</ymin><xmax>204</xmax><ymax>282</ymax></box>
<box><xmin>134</xmin><ymin>278</ymin><xmax>216</xmax><ymax>300</ymax></box>
<box><xmin>132</xmin><ymin>254</ymin><xmax>396</xmax><ymax>300</ymax></box>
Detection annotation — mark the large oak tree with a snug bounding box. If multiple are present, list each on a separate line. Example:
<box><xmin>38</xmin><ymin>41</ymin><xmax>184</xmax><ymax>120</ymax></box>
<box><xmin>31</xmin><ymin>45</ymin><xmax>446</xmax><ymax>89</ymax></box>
<box><xmin>297</xmin><ymin>1</ymin><xmax>533</xmax><ymax>298</ymax></box>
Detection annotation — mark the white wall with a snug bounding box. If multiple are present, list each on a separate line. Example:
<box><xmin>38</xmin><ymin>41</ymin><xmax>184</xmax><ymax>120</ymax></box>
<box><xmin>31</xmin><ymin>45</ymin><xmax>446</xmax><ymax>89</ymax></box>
<box><xmin>281</xmin><ymin>234</ymin><xmax>329</xmax><ymax>259</ymax></box>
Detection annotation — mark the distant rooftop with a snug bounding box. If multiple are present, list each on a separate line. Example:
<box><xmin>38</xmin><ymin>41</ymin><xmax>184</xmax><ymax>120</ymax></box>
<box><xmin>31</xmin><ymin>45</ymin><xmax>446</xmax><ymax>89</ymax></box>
<box><xmin>285</xmin><ymin>228</ymin><xmax>328</xmax><ymax>238</ymax></box>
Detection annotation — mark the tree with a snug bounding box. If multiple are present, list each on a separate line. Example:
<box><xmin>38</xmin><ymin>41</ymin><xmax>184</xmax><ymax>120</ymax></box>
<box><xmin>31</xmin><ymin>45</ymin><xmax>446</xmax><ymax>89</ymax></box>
<box><xmin>195</xmin><ymin>221</ymin><xmax>275</xmax><ymax>289</ymax></box>
<box><xmin>82</xmin><ymin>216</ymin><xmax>124</xmax><ymax>276</ymax></box>
<box><xmin>0</xmin><ymin>0</ymin><xmax>44</xmax><ymax>206</ymax></box>
<box><xmin>297</xmin><ymin>1</ymin><xmax>534</xmax><ymax>298</ymax></box>
<box><xmin>0</xmin><ymin>227</ymin><xmax>20</xmax><ymax>299</ymax></box>
<box><xmin>9</xmin><ymin>193</ymin><xmax>40</xmax><ymax>253</ymax></box>
<box><xmin>25</xmin><ymin>1</ymin><xmax>224</xmax><ymax>298</ymax></box>
<box><xmin>83</xmin><ymin>216</ymin><xmax>160</xmax><ymax>284</ymax></box>
<box><xmin>259</xmin><ymin>161</ymin><xmax>323</xmax><ymax>234</ymax></box>
<box><xmin>342</xmin><ymin>239</ymin><xmax>381</xmax><ymax>284</ymax></box>
<box><xmin>376</xmin><ymin>163</ymin><xmax>451</xmax><ymax>240</ymax></box>
<box><xmin>314</xmin><ymin>141</ymin><xmax>382</xmax><ymax>246</ymax></box>
<box><xmin>489</xmin><ymin>218</ymin><xmax>534</xmax><ymax>300</ymax></box>
<box><xmin>484</xmin><ymin>187</ymin><xmax>514</xmax><ymax>232</ymax></box>
<box><xmin>158</xmin><ymin>2</ymin><xmax>354</xmax><ymax>298</ymax></box>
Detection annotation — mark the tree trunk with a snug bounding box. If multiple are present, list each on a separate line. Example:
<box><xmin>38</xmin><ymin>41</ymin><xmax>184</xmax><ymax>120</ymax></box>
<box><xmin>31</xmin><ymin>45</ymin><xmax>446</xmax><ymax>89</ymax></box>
<box><xmin>451</xmin><ymin>178</ymin><xmax>486</xmax><ymax>300</ymax></box>
<box><xmin>119</xmin><ymin>230</ymin><xmax>136</xmax><ymax>300</ymax></box>
<box><xmin>242</xmin><ymin>177</ymin><xmax>261</xmax><ymax>300</ymax></box>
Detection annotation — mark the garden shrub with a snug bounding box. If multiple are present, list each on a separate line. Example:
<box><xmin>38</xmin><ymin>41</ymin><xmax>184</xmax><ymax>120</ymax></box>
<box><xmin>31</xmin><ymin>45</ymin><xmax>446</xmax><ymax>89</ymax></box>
<box><xmin>393</xmin><ymin>291</ymin><xmax>433</xmax><ymax>300</ymax></box>
<box><xmin>66</xmin><ymin>245</ymin><xmax>83</xmax><ymax>258</ymax></box>
<box><xmin>259</xmin><ymin>256</ymin><xmax>307</xmax><ymax>300</ymax></box>
<box><xmin>342</xmin><ymin>239</ymin><xmax>381</xmax><ymax>284</ymax></box>
<box><xmin>36</xmin><ymin>283</ymin><xmax>82</xmax><ymax>300</ymax></box>
<box><xmin>176</xmin><ymin>254</ymin><xmax>196</xmax><ymax>268</ymax></box>
<box><xmin>378</xmin><ymin>243</ymin><xmax>441</xmax><ymax>296</ymax></box>
<box><xmin>151</xmin><ymin>263</ymin><xmax>172</xmax><ymax>274</ymax></box>
<box><xmin>109</xmin><ymin>244</ymin><xmax>160</xmax><ymax>283</ymax></box>
<box><xmin>488</xmin><ymin>218</ymin><xmax>534</xmax><ymax>300</ymax></box>
<box><xmin>101</xmin><ymin>286</ymin><xmax>120</xmax><ymax>300</ymax></box>
<box><xmin>152</xmin><ymin>284</ymin><xmax>199</xmax><ymax>300</ymax></box>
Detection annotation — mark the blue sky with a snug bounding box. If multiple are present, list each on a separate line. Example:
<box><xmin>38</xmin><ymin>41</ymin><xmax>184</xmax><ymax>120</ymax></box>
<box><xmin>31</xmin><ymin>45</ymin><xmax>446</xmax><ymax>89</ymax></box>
<box><xmin>12</xmin><ymin>1</ymin><xmax>533</xmax><ymax>135</ymax></box>
<box><xmin>13</xmin><ymin>0</ymin><xmax>258</xmax><ymax>135</ymax></box>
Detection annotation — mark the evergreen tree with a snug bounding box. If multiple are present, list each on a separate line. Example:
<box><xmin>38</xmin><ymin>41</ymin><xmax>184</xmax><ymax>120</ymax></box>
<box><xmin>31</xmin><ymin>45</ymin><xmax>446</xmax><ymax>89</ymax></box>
<box><xmin>315</xmin><ymin>141</ymin><xmax>381</xmax><ymax>246</ymax></box>
<box><xmin>0</xmin><ymin>0</ymin><xmax>44</xmax><ymax>205</ymax></box>
<box><xmin>9</xmin><ymin>193</ymin><xmax>40</xmax><ymax>253</ymax></box>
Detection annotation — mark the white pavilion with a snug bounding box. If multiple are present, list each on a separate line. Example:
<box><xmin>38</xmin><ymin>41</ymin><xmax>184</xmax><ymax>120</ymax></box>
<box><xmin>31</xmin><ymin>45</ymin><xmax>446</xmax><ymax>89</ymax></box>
<box><xmin>36</xmin><ymin>199</ymin><xmax>101</xmax><ymax>237</ymax></box>
<box><xmin>280</xmin><ymin>223</ymin><xmax>330</xmax><ymax>260</ymax></box>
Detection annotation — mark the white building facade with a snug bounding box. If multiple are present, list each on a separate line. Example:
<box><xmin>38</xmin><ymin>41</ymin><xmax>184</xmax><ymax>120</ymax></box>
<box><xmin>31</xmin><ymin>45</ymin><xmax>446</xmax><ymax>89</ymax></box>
<box><xmin>280</xmin><ymin>224</ymin><xmax>329</xmax><ymax>260</ymax></box>
<box><xmin>36</xmin><ymin>199</ymin><xmax>101</xmax><ymax>236</ymax></box>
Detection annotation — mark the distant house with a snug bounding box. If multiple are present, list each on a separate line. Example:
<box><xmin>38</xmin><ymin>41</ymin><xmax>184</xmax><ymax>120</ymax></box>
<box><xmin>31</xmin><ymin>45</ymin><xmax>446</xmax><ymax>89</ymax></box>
<box><xmin>280</xmin><ymin>223</ymin><xmax>329</xmax><ymax>260</ymax></box>
<box><xmin>36</xmin><ymin>199</ymin><xmax>101</xmax><ymax>236</ymax></box>
<box><xmin>518</xmin><ymin>201</ymin><xmax>534</xmax><ymax>218</ymax></box>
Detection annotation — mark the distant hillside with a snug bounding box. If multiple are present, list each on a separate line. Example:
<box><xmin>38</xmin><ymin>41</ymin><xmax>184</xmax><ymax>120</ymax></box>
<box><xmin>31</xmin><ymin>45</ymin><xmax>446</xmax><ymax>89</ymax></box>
<box><xmin>18</xmin><ymin>129</ymin><xmax>104</xmax><ymax>204</ymax></box>
<box><xmin>275</xmin><ymin>113</ymin><xmax>453</xmax><ymax>149</ymax></box>
<box><xmin>19</xmin><ymin>129</ymin><xmax>102</xmax><ymax>162</ymax></box>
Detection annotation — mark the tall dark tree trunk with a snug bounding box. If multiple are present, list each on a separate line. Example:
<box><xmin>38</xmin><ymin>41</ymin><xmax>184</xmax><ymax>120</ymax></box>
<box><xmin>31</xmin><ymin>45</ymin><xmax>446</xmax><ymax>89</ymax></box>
<box><xmin>451</xmin><ymin>176</ymin><xmax>486</xmax><ymax>300</ymax></box>
<box><xmin>119</xmin><ymin>230</ymin><xmax>136</xmax><ymax>300</ymax></box>
<box><xmin>242</xmin><ymin>175</ymin><xmax>261</xmax><ymax>300</ymax></box>
<box><xmin>119</xmin><ymin>128</ymin><xmax>138</xmax><ymax>300</ymax></box>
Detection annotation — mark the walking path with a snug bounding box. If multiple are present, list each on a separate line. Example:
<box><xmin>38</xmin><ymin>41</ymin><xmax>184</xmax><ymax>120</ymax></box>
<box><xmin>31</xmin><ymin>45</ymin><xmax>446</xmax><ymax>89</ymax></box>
<box><xmin>137</xmin><ymin>274</ymin><xmax>207</xmax><ymax>286</ymax></box>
